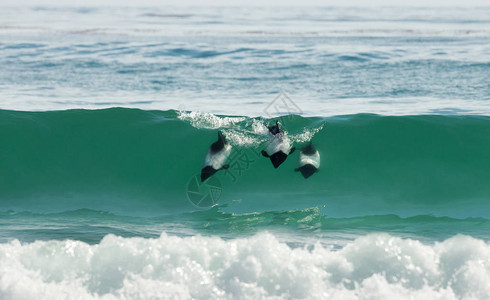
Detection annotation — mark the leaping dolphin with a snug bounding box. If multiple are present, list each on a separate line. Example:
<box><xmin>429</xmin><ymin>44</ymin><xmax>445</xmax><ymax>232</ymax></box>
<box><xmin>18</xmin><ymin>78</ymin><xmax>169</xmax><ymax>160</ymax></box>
<box><xmin>261</xmin><ymin>120</ymin><xmax>295</xmax><ymax>168</ymax></box>
<box><xmin>295</xmin><ymin>142</ymin><xmax>320</xmax><ymax>179</ymax></box>
<box><xmin>201</xmin><ymin>132</ymin><xmax>231</xmax><ymax>182</ymax></box>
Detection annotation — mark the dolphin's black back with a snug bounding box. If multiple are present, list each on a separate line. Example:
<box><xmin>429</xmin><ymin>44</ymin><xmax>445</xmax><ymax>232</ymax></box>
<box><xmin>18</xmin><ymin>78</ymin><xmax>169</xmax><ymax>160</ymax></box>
<box><xmin>210</xmin><ymin>132</ymin><xmax>226</xmax><ymax>153</ymax></box>
<box><xmin>302</xmin><ymin>142</ymin><xmax>316</xmax><ymax>155</ymax></box>
<box><xmin>268</xmin><ymin>120</ymin><xmax>281</xmax><ymax>136</ymax></box>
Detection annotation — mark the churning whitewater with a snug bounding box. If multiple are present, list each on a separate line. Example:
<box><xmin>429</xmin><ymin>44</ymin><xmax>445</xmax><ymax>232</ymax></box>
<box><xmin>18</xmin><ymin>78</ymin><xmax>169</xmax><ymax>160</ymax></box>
<box><xmin>2</xmin><ymin>233</ymin><xmax>490</xmax><ymax>300</ymax></box>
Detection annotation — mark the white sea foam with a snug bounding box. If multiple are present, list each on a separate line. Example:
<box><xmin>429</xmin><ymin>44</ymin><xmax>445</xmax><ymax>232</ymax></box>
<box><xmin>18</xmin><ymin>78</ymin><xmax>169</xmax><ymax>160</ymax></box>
<box><xmin>220</xmin><ymin>129</ymin><xmax>266</xmax><ymax>147</ymax></box>
<box><xmin>177</xmin><ymin>111</ymin><xmax>246</xmax><ymax>129</ymax></box>
<box><xmin>1</xmin><ymin>233</ymin><xmax>489</xmax><ymax>300</ymax></box>
<box><xmin>290</xmin><ymin>124</ymin><xmax>325</xmax><ymax>144</ymax></box>
<box><xmin>178</xmin><ymin>111</ymin><xmax>323</xmax><ymax>148</ymax></box>
<box><xmin>221</xmin><ymin>119</ymin><xmax>270</xmax><ymax>147</ymax></box>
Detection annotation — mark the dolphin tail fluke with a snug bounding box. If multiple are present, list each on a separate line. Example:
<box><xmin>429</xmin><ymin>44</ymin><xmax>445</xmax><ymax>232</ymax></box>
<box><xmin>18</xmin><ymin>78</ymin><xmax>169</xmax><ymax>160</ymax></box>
<box><xmin>201</xmin><ymin>166</ymin><xmax>217</xmax><ymax>182</ymax></box>
<box><xmin>261</xmin><ymin>150</ymin><xmax>270</xmax><ymax>158</ymax></box>
<box><xmin>289</xmin><ymin>147</ymin><xmax>296</xmax><ymax>155</ymax></box>
<box><xmin>298</xmin><ymin>164</ymin><xmax>318</xmax><ymax>179</ymax></box>
<box><xmin>269</xmin><ymin>151</ymin><xmax>288</xmax><ymax>168</ymax></box>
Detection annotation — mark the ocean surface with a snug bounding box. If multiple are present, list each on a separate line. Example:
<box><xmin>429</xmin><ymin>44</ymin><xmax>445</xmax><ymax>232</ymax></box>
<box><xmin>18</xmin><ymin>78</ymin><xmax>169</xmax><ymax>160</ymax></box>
<box><xmin>1</xmin><ymin>5</ymin><xmax>490</xmax><ymax>299</ymax></box>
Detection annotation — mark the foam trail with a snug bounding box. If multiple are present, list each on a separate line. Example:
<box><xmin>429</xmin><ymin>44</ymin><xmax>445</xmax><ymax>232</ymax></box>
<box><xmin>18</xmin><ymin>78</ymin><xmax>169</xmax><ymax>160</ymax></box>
<box><xmin>1</xmin><ymin>233</ymin><xmax>489</xmax><ymax>299</ymax></box>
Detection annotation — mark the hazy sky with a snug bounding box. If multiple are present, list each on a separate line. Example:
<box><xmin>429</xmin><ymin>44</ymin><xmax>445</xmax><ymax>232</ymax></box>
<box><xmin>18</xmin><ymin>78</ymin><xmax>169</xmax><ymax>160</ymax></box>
<box><xmin>0</xmin><ymin>0</ymin><xmax>489</xmax><ymax>6</ymax></box>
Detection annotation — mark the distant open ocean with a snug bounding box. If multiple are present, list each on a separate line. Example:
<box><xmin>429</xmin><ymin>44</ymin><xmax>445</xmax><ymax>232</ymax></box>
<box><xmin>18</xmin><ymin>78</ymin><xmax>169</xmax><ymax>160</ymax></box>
<box><xmin>1</xmin><ymin>5</ymin><xmax>490</xmax><ymax>299</ymax></box>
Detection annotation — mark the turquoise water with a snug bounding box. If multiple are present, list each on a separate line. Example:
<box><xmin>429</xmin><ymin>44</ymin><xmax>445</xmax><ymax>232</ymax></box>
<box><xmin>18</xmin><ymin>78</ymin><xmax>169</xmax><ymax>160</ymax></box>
<box><xmin>1</xmin><ymin>108</ymin><xmax>490</xmax><ymax>244</ymax></box>
<box><xmin>1</xmin><ymin>5</ymin><xmax>490</xmax><ymax>299</ymax></box>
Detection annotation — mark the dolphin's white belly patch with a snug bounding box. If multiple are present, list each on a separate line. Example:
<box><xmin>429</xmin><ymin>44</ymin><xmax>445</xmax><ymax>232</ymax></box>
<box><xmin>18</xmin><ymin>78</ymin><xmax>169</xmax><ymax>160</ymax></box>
<box><xmin>265</xmin><ymin>133</ymin><xmax>291</xmax><ymax>155</ymax></box>
<box><xmin>299</xmin><ymin>150</ymin><xmax>320</xmax><ymax>168</ymax></box>
<box><xmin>204</xmin><ymin>144</ymin><xmax>232</xmax><ymax>170</ymax></box>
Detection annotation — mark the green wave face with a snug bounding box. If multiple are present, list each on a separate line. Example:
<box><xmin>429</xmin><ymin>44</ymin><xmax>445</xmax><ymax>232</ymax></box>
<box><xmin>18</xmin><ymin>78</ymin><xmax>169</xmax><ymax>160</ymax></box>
<box><xmin>1</xmin><ymin>108</ymin><xmax>489</xmax><ymax>218</ymax></box>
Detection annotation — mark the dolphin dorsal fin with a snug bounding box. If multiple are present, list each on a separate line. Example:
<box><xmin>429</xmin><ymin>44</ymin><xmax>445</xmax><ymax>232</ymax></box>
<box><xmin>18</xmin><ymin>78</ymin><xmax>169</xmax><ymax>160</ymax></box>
<box><xmin>218</xmin><ymin>131</ymin><xmax>227</xmax><ymax>144</ymax></box>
